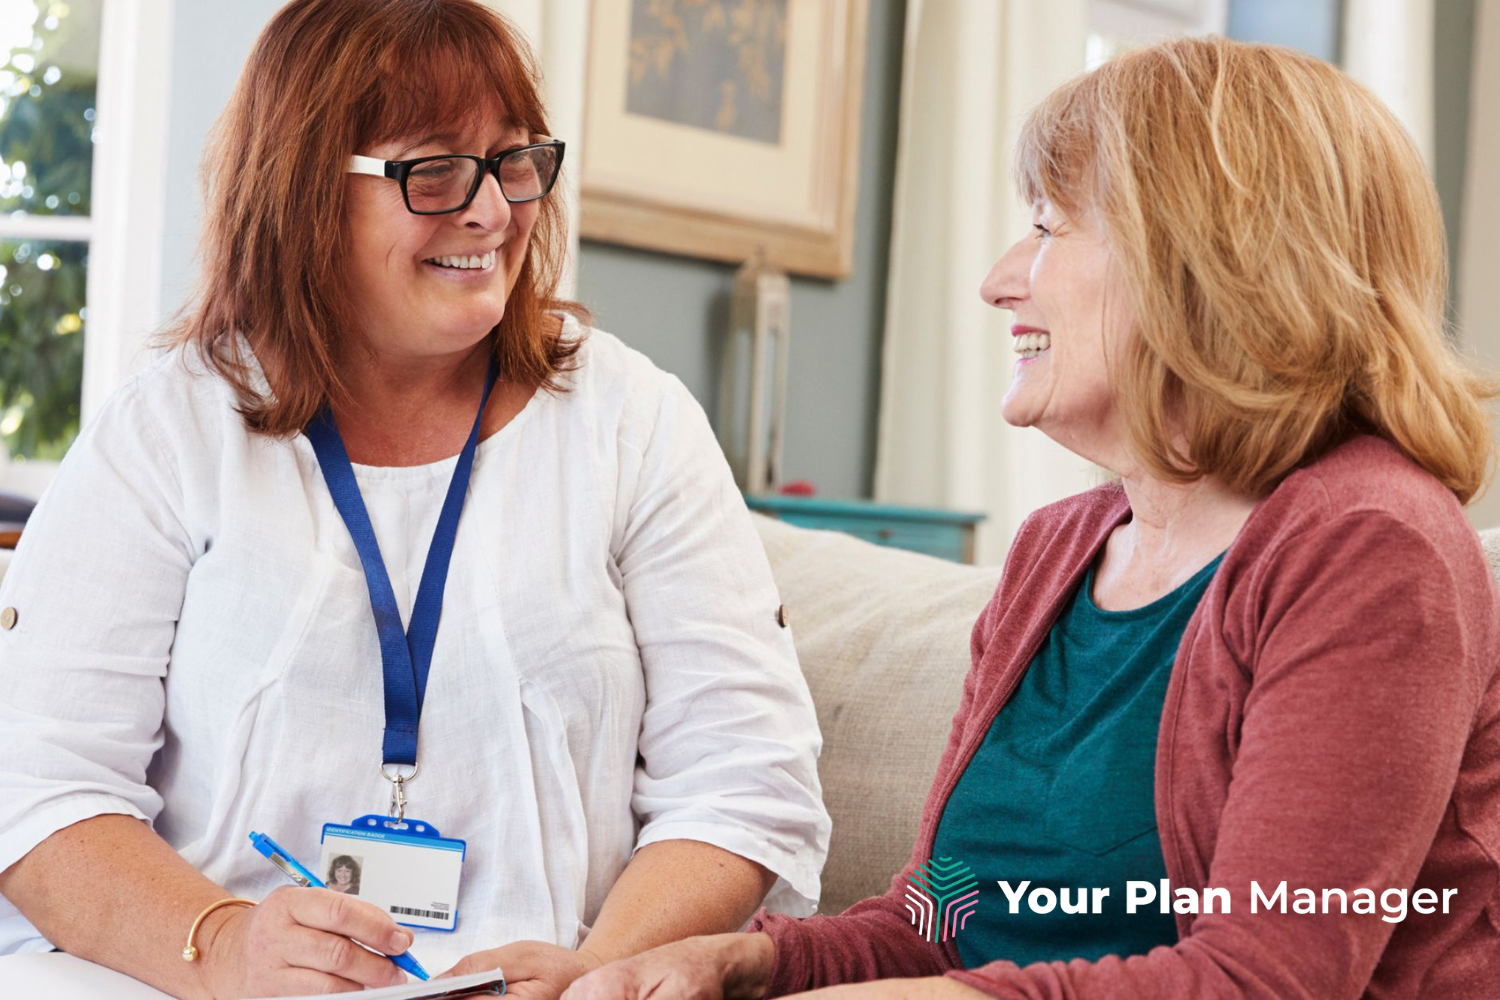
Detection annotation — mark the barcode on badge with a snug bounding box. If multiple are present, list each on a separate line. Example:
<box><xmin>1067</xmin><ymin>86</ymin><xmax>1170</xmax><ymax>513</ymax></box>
<box><xmin>391</xmin><ymin>905</ymin><xmax>449</xmax><ymax>920</ymax></box>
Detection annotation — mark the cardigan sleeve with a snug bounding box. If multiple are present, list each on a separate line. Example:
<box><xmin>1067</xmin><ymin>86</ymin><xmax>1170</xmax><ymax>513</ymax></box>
<box><xmin>947</xmin><ymin>510</ymin><xmax>1495</xmax><ymax>999</ymax></box>
<box><xmin>745</xmin><ymin>584</ymin><xmax>1014</xmax><ymax>994</ymax></box>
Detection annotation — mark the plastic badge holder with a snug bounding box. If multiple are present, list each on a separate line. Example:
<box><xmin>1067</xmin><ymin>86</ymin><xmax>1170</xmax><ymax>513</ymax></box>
<box><xmin>320</xmin><ymin>814</ymin><xmax>467</xmax><ymax>932</ymax></box>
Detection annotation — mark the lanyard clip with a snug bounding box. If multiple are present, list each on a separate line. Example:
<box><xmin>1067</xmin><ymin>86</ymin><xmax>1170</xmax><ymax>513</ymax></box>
<box><xmin>389</xmin><ymin>776</ymin><xmax>407</xmax><ymax>823</ymax></box>
<box><xmin>382</xmin><ymin>763</ymin><xmax>419</xmax><ymax>824</ymax></box>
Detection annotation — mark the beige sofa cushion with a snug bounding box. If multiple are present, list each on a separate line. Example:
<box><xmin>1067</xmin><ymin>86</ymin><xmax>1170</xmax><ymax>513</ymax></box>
<box><xmin>752</xmin><ymin>514</ymin><xmax>1000</xmax><ymax>915</ymax></box>
<box><xmin>757</xmin><ymin>517</ymin><xmax>1500</xmax><ymax>917</ymax></box>
<box><xmin>1481</xmin><ymin>527</ymin><xmax>1500</xmax><ymax>585</ymax></box>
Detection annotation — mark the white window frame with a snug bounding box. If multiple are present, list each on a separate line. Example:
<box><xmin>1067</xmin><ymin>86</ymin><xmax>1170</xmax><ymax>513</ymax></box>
<box><xmin>0</xmin><ymin>0</ymin><xmax>174</xmax><ymax>494</ymax></box>
<box><xmin>83</xmin><ymin>0</ymin><xmax>175</xmax><ymax>421</ymax></box>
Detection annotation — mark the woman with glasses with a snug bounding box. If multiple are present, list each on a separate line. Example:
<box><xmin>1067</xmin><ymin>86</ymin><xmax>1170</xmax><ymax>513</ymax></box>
<box><xmin>0</xmin><ymin>1</ymin><xmax>828</xmax><ymax>997</ymax></box>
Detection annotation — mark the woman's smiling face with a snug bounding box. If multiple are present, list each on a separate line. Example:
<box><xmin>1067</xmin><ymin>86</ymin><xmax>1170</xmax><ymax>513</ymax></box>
<box><xmin>343</xmin><ymin>111</ymin><xmax>541</xmax><ymax>363</ymax></box>
<box><xmin>979</xmin><ymin>197</ymin><xmax>1137</xmax><ymax>465</ymax></box>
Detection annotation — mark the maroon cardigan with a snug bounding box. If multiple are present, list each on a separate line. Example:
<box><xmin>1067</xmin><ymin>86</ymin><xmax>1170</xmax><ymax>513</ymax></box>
<box><xmin>750</xmin><ymin>436</ymin><xmax>1500</xmax><ymax>998</ymax></box>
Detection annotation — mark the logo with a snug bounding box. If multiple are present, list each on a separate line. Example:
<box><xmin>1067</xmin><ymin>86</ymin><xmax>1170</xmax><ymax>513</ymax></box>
<box><xmin>905</xmin><ymin>857</ymin><xmax>979</xmax><ymax>942</ymax></box>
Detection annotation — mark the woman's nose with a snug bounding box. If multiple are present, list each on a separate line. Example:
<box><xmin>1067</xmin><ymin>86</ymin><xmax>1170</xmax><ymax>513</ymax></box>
<box><xmin>979</xmin><ymin>235</ymin><xmax>1034</xmax><ymax>309</ymax></box>
<box><xmin>459</xmin><ymin>169</ymin><xmax>512</xmax><ymax>232</ymax></box>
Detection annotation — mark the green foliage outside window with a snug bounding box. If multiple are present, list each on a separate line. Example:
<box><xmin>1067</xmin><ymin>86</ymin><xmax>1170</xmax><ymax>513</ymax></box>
<box><xmin>0</xmin><ymin>1</ymin><xmax>101</xmax><ymax>460</ymax></box>
<box><xmin>0</xmin><ymin>240</ymin><xmax>85</xmax><ymax>460</ymax></box>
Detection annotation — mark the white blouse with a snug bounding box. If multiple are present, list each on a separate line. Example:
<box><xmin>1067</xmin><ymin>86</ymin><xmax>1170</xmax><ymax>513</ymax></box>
<box><xmin>0</xmin><ymin>320</ymin><xmax>829</xmax><ymax>968</ymax></box>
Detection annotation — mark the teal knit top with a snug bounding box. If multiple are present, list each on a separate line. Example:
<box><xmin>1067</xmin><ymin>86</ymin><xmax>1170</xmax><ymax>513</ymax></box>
<box><xmin>930</xmin><ymin>551</ymin><xmax>1225</xmax><ymax>969</ymax></box>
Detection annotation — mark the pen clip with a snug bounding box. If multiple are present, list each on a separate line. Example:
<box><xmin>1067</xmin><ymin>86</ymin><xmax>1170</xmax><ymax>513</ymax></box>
<box><xmin>266</xmin><ymin>849</ymin><xmax>314</xmax><ymax>887</ymax></box>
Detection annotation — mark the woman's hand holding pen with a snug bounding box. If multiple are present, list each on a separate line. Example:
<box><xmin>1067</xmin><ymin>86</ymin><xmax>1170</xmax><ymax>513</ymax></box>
<box><xmin>197</xmin><ymin>885</ymin><xmax>413</xmax><ymax>996</ymax></box>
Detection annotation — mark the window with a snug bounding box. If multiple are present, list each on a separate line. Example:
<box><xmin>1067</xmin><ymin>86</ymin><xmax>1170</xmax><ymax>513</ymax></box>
<box><xmin>0</xmin><ymin>0</ymin><xmax>100</xmax><ymax>463</ymax></box>
<box><xmin>0</xmin><ymin>0</ymin><xmax>171</xmax><ymax>497</ymax></box>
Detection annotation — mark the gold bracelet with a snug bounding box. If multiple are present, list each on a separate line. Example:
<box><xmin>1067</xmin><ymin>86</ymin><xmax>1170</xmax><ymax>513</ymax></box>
<box><xmin>181</xmin><ymin>897</ymin><xmax>257</xmax><ymax>962</ymax></box>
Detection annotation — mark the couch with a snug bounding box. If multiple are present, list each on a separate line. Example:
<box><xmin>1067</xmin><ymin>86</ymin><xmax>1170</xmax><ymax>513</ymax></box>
<box><xmin>755</xmin><ymin>514</ymin><xmax>1500</xmax><ymax>916</ymax></box>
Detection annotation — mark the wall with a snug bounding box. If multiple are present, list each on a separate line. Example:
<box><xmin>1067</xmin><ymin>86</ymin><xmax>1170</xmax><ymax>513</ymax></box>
<box><xmin>576</xmin><ymin>3</ymin><xmax>906</xmax><ymax>501</ymax></box>
<box><xmin>1226</xmin><ymin>0</ymin><xmax>1341</xmax><ymax>58</ymax></box>
<box><xmin>157</xmin><ymin>0</ymin><xmax>281</xmax><ymax>316</ymax></box>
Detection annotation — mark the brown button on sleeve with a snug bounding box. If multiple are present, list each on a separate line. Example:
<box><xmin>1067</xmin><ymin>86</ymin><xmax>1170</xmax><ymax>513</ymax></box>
<box><xmin>776</xmin><ymin>604</ymin><xmax>789</xmax><ymax>628</ymax></box>
<box><xmin>1</xmin><ymin>607</ymin><xmax>17</xmax><ymax>630</ymax></box>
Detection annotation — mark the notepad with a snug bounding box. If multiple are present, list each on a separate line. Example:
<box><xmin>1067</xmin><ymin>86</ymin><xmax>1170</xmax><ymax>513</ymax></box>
<box><xmin>252</xmin><ymin>967</ymin><xmax>505</xmax><ymax>999</ymax></box>
<box><xmin>0</xmin><ymin>953</ymin><xmax>502</xmax><ymax>1000</ymax></box>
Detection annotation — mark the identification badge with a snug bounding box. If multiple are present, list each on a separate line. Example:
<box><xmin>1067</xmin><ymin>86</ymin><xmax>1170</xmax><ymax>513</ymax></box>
<box><xmin>319</xmin><ymin>815</ymin><xmax>465</xmax><ymax>932</ymax></box>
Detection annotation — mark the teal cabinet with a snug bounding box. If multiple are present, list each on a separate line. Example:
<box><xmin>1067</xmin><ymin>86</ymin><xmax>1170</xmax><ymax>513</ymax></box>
<box><xmin>744</xmin><ymin>495</ymin><xmax>987</xmax><ymax>564</ymax></box>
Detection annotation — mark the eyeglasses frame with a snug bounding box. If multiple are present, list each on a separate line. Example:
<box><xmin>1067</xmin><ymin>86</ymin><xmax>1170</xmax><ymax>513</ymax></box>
<box><xmin>346</xmin><ymin>138</ymin><xmax>566</xmax><ymax>215</ymax></box>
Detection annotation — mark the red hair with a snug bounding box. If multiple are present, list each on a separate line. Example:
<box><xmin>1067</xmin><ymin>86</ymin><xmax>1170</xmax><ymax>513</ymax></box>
<box><xmin>168</xmin><ymin>0</ymin><xmax>586</xmax><ymax>435</ymax></box>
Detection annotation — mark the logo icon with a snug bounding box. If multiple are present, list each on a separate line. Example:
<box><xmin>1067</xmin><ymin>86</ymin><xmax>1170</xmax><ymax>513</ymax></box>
<box><xmin>905</xmin><ymin>857</ymin><xmax>979</xmax><ymax>942</ymax></box>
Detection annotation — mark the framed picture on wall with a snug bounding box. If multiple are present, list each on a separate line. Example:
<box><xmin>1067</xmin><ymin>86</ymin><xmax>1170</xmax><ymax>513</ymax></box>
<box><xmin>579</xmin><ymin>0</ymin><xmax>868</xmax><ymax>279</ymax></box>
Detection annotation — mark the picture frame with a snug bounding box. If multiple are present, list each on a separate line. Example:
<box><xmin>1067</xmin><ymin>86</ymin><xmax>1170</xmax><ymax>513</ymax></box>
<box><xmin>579</xmin><ymin>0</ymin><xmax>868</xmax><ymax>279</ymax></box>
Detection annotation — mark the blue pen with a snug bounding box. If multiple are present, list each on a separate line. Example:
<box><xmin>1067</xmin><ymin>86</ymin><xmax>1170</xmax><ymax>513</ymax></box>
<box><xmin>248</xmin><ymin>831</ymin><xmax>430</xmax><ymax>981</ymax></box>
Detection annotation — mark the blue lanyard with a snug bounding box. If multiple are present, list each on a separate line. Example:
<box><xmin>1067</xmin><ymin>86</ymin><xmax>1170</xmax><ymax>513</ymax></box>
<box><xmin>304</xmin><ymin>359</ymin><xmax>498</xmax><ymax>767</ymax></box>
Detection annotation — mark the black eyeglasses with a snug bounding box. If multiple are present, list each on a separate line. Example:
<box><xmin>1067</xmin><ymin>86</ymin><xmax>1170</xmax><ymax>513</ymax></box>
<box><xmin>346</xmin><ymin>139</ymin><xmax>565</xmax><ymax>215</ymax></box>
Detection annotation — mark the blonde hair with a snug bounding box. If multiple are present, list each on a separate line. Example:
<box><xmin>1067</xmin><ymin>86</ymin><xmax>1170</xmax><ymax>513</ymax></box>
<box><xmin>1015</xmin><ymin>36</ymin><xmax>1497</xmax><ymax>504</ymax></box>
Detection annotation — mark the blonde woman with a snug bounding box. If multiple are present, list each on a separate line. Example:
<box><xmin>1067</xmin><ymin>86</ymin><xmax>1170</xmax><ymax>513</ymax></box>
<box><xmin>564</xmin><ymin>36</ymin><xmax>1500</xmax><ymax>1000</ymax></box>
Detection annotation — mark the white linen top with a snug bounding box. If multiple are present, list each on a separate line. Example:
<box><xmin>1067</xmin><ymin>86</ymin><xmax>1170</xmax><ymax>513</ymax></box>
<box><xmin>0</xmin><ymin>320</ymin><xmax>829</xmax><ymax>969</ymax></box>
